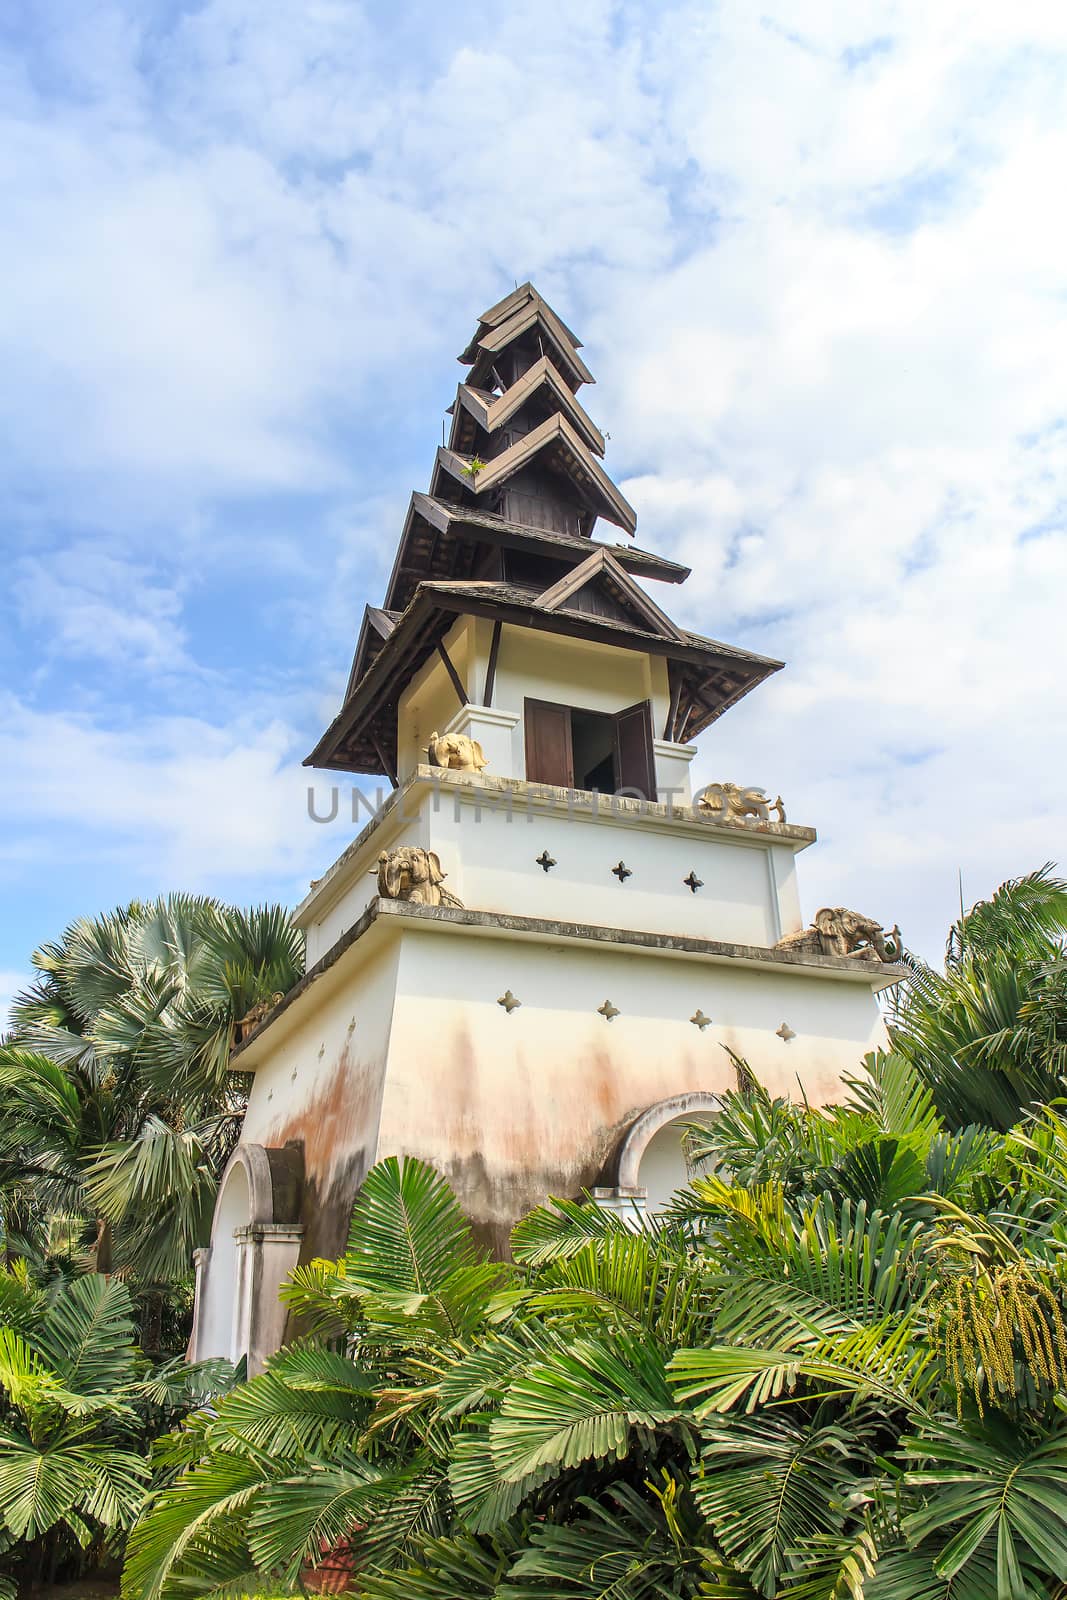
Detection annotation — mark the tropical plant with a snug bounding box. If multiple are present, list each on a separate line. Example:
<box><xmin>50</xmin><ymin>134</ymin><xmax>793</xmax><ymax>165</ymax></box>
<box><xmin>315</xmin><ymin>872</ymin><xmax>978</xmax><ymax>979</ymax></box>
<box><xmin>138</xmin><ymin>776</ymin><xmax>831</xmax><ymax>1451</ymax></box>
<box><xmin>0</xmin><ymin>1263</ymin><xmax>234</xmax><ymax>1591</ymax></box>
<box><xmin>122</xmin><ymin>1044</ymin><xmax>1067</xmax><ymax>1600</ymax></box>
<box><xmin>889</xmin><ymin>865</ymin><xmax>1067</xmax><ymax>1129</ymax></box>
<box><xmin>0</xmin><ymin>896</ymin><xmax>303</xmax><ymax>1291</ymax></box>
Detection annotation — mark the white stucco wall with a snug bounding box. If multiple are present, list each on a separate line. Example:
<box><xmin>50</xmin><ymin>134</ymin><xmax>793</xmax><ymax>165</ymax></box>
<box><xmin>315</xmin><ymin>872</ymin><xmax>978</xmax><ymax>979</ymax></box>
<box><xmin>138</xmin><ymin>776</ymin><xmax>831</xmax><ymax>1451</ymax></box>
<box><xmin>298</xmin><ymin>775</ymin><xmax>809</xmax><ymax>966</ymax></box>
<box><xmin>490</xmin><ymin>626</ymin><xmax>671</xmax><ymax>752</ymax></box>
<box><xmin>237</xmin><ymin>937</ymin><xmax>402</xmax><ymax>1263</ymax></box>
<box><xmin>397</xmin><ymin>616</ymin><xmax>475</xmax><ymax>782</ymax></box>
<box><xmin>197</xmin><ymin>1159</ymin><xmax>249</xmax><ymax>1362</ymax></box>
<box><xmin>373</xmin><ymin>919</ymin><xmax>888</xmax><ymax>1246</ymax></box>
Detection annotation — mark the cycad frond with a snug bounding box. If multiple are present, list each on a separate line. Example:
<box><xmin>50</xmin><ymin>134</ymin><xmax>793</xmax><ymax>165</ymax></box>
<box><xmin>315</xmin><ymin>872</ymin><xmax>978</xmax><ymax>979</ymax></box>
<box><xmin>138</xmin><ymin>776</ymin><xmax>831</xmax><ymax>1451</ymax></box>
<box><xmin>694</xmin><ymin>1414</ymin><xmax>856</xmax><ymax>1594</ymax></box>
<box><xmin>344</xmin><ymin>1157</ymin><xmax>480</xmax><ymax>1296</ymax></box>
<box><xmin>510</xmin><ymin>1195</ymin><xmax>640</xmax><ymax>1265</ymax></box>
<box><xmin>488</xmin><ymin>1329</ymin><xmax>682</xmax><ymax>1484</ymax></box>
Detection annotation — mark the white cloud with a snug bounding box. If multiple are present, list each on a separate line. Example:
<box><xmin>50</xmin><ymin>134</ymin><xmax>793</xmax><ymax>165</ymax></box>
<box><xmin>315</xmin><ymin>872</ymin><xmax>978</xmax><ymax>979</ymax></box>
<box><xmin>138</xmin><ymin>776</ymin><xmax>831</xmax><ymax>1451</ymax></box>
<box><xmin>0</xmin><ymin>694</ymin><xmax>361</xmax><ymax>896</ymax></box>
<box><xmin>12</xmin><ymin>547</ymin><xmax>193</xmax><ymax>673</ymax></box>
<box><xmin>1</xmin><ymin>0</ymin><xmax>1065</xmax><ymax>966</ymax></box>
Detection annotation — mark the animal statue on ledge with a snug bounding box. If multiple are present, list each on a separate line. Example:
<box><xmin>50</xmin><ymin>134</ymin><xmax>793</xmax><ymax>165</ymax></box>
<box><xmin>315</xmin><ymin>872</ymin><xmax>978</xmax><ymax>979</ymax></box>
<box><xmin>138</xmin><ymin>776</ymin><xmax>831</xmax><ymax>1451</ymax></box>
<box><xmin>236</xmin><ymin>993</ymin><xmax>284</xmax><ymax>1041</ymax></box>
<box><xmin>696</xmin><ymin>783</ymin><xmax>786</xmax><ymax>825</ymax></box>
<box><xmin>426</xmin><ymin>730</ymin><xmax>488</xmax><ymax>772</ymax></box>
<box><xmin>776</xmin><ymin>908</ymin><xmax>903</xmax><ymax>964</ymax></box>
<box><xmin>376</xmin><ymin>847</ymin><xmax>464</xmax><ymax>909</ymax></box>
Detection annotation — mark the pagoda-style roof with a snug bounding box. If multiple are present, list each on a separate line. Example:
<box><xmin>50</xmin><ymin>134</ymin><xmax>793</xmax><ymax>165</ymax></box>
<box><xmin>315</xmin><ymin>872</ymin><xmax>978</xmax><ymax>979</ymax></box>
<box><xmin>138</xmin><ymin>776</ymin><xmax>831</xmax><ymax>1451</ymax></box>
<box><xmin>459</xmin><ymin>284</ymin><xmax>593</xmax><ymax>391</ymax></box>
<box><xmin>431</xmin><ymin>413</ymin><xmax>636</xmax><ymax>535</ymax></box>
<box><xmin>308</xmin><ymin>284</ymin><xmax>785</xmax><ymax>781</ymax></box>
<box><xmin>383</xmin><ymin>493</ymin><xmax>689</xmax><ymax>615</ymax></box>
<box><xmin>449</xmin><ymin>357</ymin><xmax>606</xmax><ymax>456</ymax></box>
<box><xmin>459</xmin><ymin>282</ymin><xmax>584</xmax><ymax>360</ymax></box>
<box><xmin>307</xmin><ymin>576</ymin><xmax>782</xmax><ymax>777</ymax></box>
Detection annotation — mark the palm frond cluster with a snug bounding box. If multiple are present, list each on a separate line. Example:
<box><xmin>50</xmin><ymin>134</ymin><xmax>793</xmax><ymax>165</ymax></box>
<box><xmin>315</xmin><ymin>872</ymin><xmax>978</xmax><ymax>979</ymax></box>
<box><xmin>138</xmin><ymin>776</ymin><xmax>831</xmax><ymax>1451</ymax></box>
<box><xmin>124</xmin><ymin>1054</ymin><xmax>1067</xmax><ymax>1600</ymax></box>
<box><xmin>890</xmin><ymin>864</ymin><xmax>1067</xmax><ymax>1129</ymax></box>
<box><xmin>0</xmin><ymin>896</ymin><xmax>303</xmax><ymax>1285</ymax></box>
<box><xmin>0</xmin><ymin>1265</ymin><xmax>235</xmax><ymax>1593</ymax></box>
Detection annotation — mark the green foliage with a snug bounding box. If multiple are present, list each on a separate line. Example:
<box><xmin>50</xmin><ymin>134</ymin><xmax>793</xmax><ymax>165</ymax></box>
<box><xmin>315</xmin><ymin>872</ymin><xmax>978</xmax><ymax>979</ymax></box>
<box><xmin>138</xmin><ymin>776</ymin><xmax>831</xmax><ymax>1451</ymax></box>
<box><xmin>890</xmin><ymin>866</ymin><xmax>1067</xmax><ymax>1130</ymax></box>
<box><xmin>119</xmin><ymin>868</ymin><xmax>1067</xmax><ymax>1599</ymax></box>
<box><xmin>0</xmin><ymin>895</ymin><xmax>303</xmax><ymax>1284</ymax></box>
<box><xmin>0</xmin><ymin>1266</ymin><xmax>234</xmax><ymax>1589</ymax></box>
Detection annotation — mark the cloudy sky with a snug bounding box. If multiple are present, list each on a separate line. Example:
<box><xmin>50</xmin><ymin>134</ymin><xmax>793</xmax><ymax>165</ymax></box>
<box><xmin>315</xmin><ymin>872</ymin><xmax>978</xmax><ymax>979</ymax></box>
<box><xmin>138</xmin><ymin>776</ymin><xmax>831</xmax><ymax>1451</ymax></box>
<box><xmin>2</xmin><ymin>0</ymin><xmax>1065</xmax><ymax>1017</ymax></box>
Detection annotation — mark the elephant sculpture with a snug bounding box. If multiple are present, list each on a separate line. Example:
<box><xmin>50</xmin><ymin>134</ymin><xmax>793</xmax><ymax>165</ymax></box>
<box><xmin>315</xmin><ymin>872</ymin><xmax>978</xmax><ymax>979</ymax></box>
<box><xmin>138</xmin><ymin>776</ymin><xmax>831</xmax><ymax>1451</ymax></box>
<box><xmin>426</xmin><ymin>730</ymin><xmax>488</xmax><ymax>772</ymax></box>
<box><xmin>376</xmin><ymin>847</ymin><xmax>464</xmax><ymax>909</ymax></box>
<box><xmin>776</xmin><ymin>908</ymin><xmax>903</xmax><ymax>964</ymax></box>
<box><xmin>697</xmin><ymin>782</ymin><xmax>786</xmax><ymax>825</ymax></box>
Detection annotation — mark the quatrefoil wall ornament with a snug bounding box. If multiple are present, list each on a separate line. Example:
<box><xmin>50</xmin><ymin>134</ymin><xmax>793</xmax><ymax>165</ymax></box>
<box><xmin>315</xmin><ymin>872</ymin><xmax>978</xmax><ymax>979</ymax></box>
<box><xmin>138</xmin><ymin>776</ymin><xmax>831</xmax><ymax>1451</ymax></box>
<box><xmin>611</xmin><ymin>861</ymin><xmax>632</xmax><ymax>882</ymax></box>
<box><xmin>690</xmin><ymin>1009</ymin><xmax>712</xmax><ymax>1030</ymax></box>
<box><xmin>497</xmin><ymin>990</ymin><xmax>521</xmax><ymax>1014</ymax></box>
<box><xmin>598</xmin><ymin>999</ymin><xmax>620</xmax><ymax>1021</ymax></box>
<box><xmin>776</xmin><ymin>1022</ymin><xmax>797</xmax><ymax>1042</ymax></box>
<box><xmin>535</xmin><ymin>850</ymin><xmax>557</xmax><ymax>873</ymax></box>
<box><xmin>683</xmin><ymin>871</ymin><xmax>704</xmax><ymax>893</ymax></box>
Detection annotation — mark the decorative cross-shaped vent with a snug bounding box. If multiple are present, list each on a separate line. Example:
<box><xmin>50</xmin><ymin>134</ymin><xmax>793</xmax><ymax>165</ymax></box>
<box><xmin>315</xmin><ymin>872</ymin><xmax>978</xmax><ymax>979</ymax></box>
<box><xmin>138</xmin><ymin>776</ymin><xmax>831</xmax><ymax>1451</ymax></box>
<box><xmin>690</xmin><ymin>1009</ymin><xmax>712</xmax><ymax>1030</ymax></box>
<box><xmin>776</xmin><ymin>1022</ymin><xmax>796</xmax><ymax>1042</ymax></box>
<box><xmin>535</xmin><ymin>850</ymin><xmax>557</xmax><ymax>872</ymax></box>
<box><xmin>683</xmin><ymin>871</ymin><xmax>704</xmax><ymax>893</ymax></box>
<box><xmin>597</xmin><ymin>999</ymin><xmax>620</xmax><ymax>1021</ymax></box>
<box><xmin>498</xmin><ymin>990</ymin><xmax>522</xmax><ymax>1013</ymax></box>
<box><xmin>611</xmin><ymin>861</ymin><xmax>632</xmax><ymax>882</ymax></box>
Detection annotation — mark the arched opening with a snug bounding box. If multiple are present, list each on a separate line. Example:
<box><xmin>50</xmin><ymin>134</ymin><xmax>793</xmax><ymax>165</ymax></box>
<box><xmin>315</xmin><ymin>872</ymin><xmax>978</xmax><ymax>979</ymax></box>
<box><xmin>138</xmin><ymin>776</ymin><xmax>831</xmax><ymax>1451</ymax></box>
<box><xmin>636</xmin><ymin>1120</ymin><xmax>694</xmax><ymax>1213</ymax></box>
<box><xmin>189</xmin><ymin>1143</ymin><xmax>305</xmax><ymax>1372</ymax></box>
<box><xmin>609</xmin><ymin>1091</ymin><xmax>722</xmax><ymax>1216</ymax></box>
<box><xmin>200</xmin><ymin>1157</ymin><xmax>250</xmax><ymax>1362</ymax></box>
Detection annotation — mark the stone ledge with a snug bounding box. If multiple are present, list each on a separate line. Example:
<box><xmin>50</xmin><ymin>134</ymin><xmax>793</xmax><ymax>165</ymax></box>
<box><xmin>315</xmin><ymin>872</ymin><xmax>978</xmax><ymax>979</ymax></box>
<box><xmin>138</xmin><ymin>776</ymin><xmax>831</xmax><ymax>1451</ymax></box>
<box><xmin>236</xmin><ymin>896</ymin><xmax>906</xmax><ymax>1061</ymax></box>
<box><xmin>409</xmin><ymin>765</ymin><xmax>816</xmax><ymax>843</ymax></box>
<box><xmin>296</xmin><ymin>765</ymin><xmax>816</xmax><ymax>927</ymax></box>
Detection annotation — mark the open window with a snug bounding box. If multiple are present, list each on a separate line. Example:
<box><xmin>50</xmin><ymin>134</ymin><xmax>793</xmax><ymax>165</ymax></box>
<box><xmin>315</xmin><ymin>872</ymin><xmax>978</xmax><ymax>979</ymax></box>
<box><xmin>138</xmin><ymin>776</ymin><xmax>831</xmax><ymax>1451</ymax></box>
<box><xmin>524</xmin><ymin>698</ymin><xmax>657</xmax><ymax>799</ymax></box>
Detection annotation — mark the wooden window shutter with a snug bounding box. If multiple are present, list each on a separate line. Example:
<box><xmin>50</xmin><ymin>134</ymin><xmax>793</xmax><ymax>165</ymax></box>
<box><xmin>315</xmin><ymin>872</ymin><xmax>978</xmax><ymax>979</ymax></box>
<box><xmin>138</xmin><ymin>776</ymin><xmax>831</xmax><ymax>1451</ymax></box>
<box><xmin>614</xmin><ymin>700</ymin><xmax>657</xmax><ymax>800</ymax></box>
<box><xmin>524</xmin><ymin>699</ymin><xmax>574</xmax><ymax>788</ymax></box>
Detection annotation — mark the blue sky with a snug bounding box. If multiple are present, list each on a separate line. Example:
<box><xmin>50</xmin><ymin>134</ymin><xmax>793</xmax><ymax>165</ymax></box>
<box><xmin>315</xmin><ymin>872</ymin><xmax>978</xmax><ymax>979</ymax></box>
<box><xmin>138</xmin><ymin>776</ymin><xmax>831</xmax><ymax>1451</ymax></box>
<box><xmin>2</xmin><ymin>0</ymin><xmax>1067</xmax><ymax>1016</ymax></box>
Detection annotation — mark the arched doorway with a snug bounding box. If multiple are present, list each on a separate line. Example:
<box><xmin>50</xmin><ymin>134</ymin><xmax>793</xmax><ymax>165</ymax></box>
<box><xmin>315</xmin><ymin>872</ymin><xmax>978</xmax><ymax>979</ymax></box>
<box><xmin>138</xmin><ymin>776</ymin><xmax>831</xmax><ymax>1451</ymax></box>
<box><xmin>596</xmin><ymin>1092</ymin><xmax>722</xmax><ymax>1219</ymax></box>
<box><xmin>189</xmin><ymin>1143</ymin><xmax>305</xmax><ymax>1374</ymax></box>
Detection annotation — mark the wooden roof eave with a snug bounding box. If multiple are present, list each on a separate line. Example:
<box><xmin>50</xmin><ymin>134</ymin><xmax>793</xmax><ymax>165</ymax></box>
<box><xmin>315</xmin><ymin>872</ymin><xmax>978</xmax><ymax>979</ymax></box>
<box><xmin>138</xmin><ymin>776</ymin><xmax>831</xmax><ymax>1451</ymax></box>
<box><xmin>536</xmin><ymin>547</ymin><xmax>687</xmax><ymax>642</ymax></box>
<box><xmin>484</xmin><ymin>358</ymin><xmax>605</xmax><ymax>453</ymax></box>
<box><xmin>381</xmin><ymin>493</ymin><xmax>689</xmax><ymax>613</ymax></box>
<box><xmin>458</xmin><ymin>285</ymin><xmax>585</xmax><ymax>365</ymax></box>
<box><xmin>435</xmin><ymin>417</ymin><xmax>637</xmax><ymax>535</ymax></box>
<box><xmin>307</xmin><ymin>585</ymin><xmax>781</xmax><ymax>773</ymax></box>
<box><xmin>450</xmin><ymin>364</ymin><xmax>605</xmax><ymax>456</ymax></box>
<box><xmin>413</xmin><ymin>495</ymin><xmax>687</xmax><ymax>580</ymax></box>
<box><xmin>342</xmin><ymin>606</ymin><xmax>400</xmax><ymax>701</ymax></box>
<box><xmin>473</xmin><ymin>282</ymin><xmax>583</xmax><ymax>345</ymax></box>
<box><xmin>470</xmin><ymin>305</ymin><xmax>594</xmax><ymax>390</ymax></box>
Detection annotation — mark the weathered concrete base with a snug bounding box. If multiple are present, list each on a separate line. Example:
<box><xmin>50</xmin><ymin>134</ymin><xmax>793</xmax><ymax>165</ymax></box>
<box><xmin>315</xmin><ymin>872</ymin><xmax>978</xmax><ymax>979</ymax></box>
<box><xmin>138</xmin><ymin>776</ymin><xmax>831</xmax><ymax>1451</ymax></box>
<box><xmin>192</xmin><ymin>897</ymin><xmax>895</xmax><ymax>1363</ymax></box>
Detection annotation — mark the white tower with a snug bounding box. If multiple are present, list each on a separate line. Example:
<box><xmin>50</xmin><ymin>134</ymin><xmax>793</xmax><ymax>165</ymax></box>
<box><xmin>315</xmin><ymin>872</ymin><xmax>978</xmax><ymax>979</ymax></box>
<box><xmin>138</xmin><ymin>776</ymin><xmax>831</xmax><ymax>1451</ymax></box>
<box><xmin>191</xmin><ymin>286</ymin><xmax>901</xmax><ymax>1372</ymax></box>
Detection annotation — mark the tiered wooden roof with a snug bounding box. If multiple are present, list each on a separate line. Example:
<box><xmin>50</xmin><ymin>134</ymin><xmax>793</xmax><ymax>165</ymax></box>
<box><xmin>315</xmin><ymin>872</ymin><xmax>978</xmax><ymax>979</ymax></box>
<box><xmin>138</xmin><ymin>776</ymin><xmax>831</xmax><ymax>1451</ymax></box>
<box><xmin>307</xmin><ymin>284</ymin><xmax>782</xmax><ymax>777</ymax></box>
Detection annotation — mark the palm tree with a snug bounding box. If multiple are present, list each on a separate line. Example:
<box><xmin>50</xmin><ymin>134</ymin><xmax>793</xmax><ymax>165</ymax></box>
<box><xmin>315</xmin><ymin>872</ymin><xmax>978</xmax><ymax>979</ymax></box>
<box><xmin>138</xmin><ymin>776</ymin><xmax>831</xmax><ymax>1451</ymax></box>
<box><xmin>889</xmin><ymin>864</ymin><xmax>1067</xmax><ymax>1129</ymax></box>
<box><xmin>122</xmin><ymin>1052</ymin><xmax>1067</xmax><ymax>1600</ymax></box>
<box><xmin>0</xmin><ymin>1264</ymin><xmax>234</xmax><ymax>1593</ymax></box>
<box><xmin>0</xmin><ymin>896</ymin><xmax>303</xmax><ymax>1290</ymax></box>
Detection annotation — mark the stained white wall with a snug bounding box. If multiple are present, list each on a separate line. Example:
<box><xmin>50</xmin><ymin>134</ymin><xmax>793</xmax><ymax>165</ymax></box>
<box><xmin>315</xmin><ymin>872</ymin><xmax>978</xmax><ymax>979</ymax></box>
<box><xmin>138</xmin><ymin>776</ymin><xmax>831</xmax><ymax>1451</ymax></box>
<box><xmin>206</xmin><ymin>911</ymin><xmax>889</xmax><ymax>1357</ymax></box>
<box><xmin>374</xmin><ymin>922</ymin><xmax>888</xmax><ymax>1243</ymax></box>
<box><xmin>299</xmin><ymin>777</ymin><xmax>807</xmax><ymax>964</ymax></box>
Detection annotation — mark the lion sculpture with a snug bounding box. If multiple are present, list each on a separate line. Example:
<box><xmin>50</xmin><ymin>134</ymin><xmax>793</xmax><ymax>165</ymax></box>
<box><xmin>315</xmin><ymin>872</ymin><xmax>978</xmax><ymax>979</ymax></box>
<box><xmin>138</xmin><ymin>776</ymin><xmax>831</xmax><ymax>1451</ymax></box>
<box><xmin>697</xmin><ymin>782</ymin><xmax>786</xmax><ymax>825</ymax></box>
<box><xmin>776</xmin><ymin>908</ymin><xmax>902</xmax><ymax>964</ymax></box>
<box><xmin>376</xmin><ymin>847</ymin><xmax>463</xmax><ymax>909</ymax></box>
<box><xmin>426</xmin><ymin>731</ymin><xmax>488</xmax><ymax>772</ymax></box>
